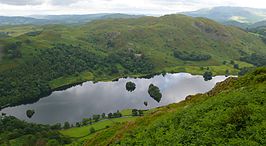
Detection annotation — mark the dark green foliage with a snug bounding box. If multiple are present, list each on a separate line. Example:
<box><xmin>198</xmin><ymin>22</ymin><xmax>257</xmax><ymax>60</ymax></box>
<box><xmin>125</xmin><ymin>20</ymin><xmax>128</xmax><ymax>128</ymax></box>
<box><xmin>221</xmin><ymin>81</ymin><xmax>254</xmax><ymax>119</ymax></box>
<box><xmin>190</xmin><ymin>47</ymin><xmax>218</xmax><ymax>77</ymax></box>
<box><xmin>234</xmin><ymin>64</ymin><xmax>239</xmax><ymax>69</ymax></box>
<box><xmin>225</xmin><ymin>70</ymin><xmax>229</xmax><ymax>77</ymax></box>
<box><xmin>26</xmin><ymin>31</ymin><xmax>42</xmax><ymax>36</ymax></box>
<box><xmin>148</xmin><ymin>84</ymin><xmax>162</xmax><ymax>102</ymax></box>
<box><xmin>107</xmin><ymin>51</ymin><xmax>154</xmax><ymax>74</ymax></box>
<box><xmin>0</xmin><ymin>44</ymin><xmax>154</xmax><ymax>108</ymax></box>
<box><xmin>240</xmin><ymin>53</ymin><xmax>266</xmax><ymax>67</ymax></box>
<box><xmin>108</xmin><ymin>113</ymin><xmax>113</xmax><ymax>119</ymax></box>
<box><xmin>0</xmin><ymin>116</ymin><xmax>70</xmax><ymax>145</ymax></box>
<box><xmin>113</xmin><ymin>110</ymin><xmax>122</xmax><ymax>118</ymax></box>
<box><xmin>132</xmin><ymin>109</ymin><xmax>144</xmax><ymax>116</ymax></box>
<box><xmin>63</xmin><ymin>122</ymin><xmax>70</xmax><ymax>129</ymax></box>
<box><xmin>82</xmin><ymin>118</ymin><xmax>90</xmax><ymax>126</ymax></box>
<box><xmin>89</xmin><ymin>127</ymin><xmax>96</xmax><ymax>134</ymax></box>
<box><xmin>4</xmin><ymin>41</ymin><xmax>22</xmax><ymax>59</ymax></box>
<box><xmin>102</xmin><ymin>113</ymin><xmax>106</xmax><ymax>119</ymax></box>
<box><xmin>238</xmin><ymin>67</ymin><xmax>253</xmax><ymax>76</ymax></box>
<box><xmin>107</xmin><ymin>111</ymin><xmax>122</xmax><ymax>119</ymax></box>
<box><xmin>126</xmin><ymin>81</ymin><xmax>136</xmax><ymax>92</ymax></box>
<box><xmin>203</xmin><ymin>71</ymin><xmax>213</xmax><ymax>81</ymax></box>
<box><xmin>132</xmin><ymin>109</ymin><xmax>138</xmax><ymax>116</ymax></box>
<box><xmin>173</xmin><ymin>50</ymin><xmax>211</xmax><ymax>61</ymax></box>
<box><xmin>144</xmin><ymin>101</ymin><xmax>148</xmax><ymax>106</ymax></box>
<box><xmin>93</xmin><ymin>115</ymin><xmax>101</xmax><ymax>122</ymax></box>
<box><xmin>26</xmin><ymin>109</ymin><xmax>35</xmax><ymax>118</ymax></box>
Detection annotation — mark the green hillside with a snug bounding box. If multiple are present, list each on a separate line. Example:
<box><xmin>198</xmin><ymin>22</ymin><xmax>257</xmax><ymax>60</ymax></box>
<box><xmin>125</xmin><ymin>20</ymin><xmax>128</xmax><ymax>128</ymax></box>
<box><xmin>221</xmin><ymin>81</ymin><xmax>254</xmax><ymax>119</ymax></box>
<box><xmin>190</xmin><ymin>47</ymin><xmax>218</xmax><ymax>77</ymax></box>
<box><xmin>0</xmin><ymin>14</ymin><xmax>265</xmax><ymax>108</ymax></box>
<box><xmin>85</xmin><ymin>68</ymin><xmax>266</xmax><ymax>146</ymax></box>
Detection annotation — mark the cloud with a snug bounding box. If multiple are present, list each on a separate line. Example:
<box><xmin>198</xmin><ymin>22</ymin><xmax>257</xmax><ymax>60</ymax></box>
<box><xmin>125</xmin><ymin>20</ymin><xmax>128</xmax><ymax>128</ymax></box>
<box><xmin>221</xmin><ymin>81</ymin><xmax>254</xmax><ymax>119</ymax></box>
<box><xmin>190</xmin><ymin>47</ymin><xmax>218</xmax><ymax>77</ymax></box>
<box><xmin>0</xmin><ymin>0</ymin><xmax>44</xmax><ymax>5</ymax></box>
<box><xmin>0</xmin><ymin>0</ymin><xmax>265</xmax><ymax>16</ymax></box>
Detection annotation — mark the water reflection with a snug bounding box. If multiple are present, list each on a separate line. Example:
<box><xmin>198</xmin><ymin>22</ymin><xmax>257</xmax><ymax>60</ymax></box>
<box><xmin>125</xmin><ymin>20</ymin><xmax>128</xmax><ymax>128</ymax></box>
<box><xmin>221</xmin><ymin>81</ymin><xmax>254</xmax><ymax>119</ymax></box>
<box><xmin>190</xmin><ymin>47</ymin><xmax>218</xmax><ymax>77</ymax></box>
<box><xmin>0</xmin><ymin>73</ymin><xmax>227</xmax><ymax>124</ymax></box>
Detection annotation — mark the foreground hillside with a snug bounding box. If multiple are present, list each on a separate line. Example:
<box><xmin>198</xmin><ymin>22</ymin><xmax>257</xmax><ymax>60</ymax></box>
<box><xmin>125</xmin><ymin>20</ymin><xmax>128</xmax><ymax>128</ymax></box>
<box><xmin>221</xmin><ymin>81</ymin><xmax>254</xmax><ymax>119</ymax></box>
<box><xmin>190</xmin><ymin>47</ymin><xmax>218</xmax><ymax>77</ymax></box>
<box><xmin>85</xmin><ymin>68</ymin><xmax>266</xmax><ymax>145</ymax></box>
<box><xmin>0</xmin><ymin>14</ymin><xmax>265</xmax><ymax>108</ymax></box>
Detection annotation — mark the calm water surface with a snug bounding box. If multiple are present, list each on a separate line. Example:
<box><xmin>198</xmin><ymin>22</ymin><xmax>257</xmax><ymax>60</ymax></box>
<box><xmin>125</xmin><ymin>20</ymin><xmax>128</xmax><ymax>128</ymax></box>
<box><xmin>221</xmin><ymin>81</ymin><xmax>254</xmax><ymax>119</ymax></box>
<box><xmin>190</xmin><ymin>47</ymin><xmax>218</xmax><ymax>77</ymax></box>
<box><xmin>0</xmin><ymin>73</ymin><xmax>227</xmax><ymax>124</ymax></box>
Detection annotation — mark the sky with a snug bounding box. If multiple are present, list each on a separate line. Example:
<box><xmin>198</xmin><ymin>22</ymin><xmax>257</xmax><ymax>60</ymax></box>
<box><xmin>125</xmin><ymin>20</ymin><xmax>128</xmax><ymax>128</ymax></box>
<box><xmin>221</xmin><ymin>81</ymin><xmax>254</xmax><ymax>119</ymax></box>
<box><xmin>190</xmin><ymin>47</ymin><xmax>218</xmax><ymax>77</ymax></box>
<box><xmin>0</xmin><ymin>0</ymin><xmax>266</xmax><ymax>16</ymax></box>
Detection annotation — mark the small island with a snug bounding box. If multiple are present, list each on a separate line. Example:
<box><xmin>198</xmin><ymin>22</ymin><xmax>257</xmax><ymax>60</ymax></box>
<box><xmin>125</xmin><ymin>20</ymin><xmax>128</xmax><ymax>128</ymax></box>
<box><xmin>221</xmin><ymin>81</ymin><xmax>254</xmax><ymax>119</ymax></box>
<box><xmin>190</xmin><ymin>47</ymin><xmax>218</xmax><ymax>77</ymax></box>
<box><xmin>203</xmin><ymin>71</ymin><xmax>213</xmax><ymax>81</ymax></box>
<box><xmin>26</xmin><ymin>109</ymin><xmax>35</xmax><ymax>118</ymax></box>
<box><xmin>148</xmin><ymin>84</ymin><xmax>162</xmax><ymax>103</ymax></box>
<box><xmin>126</xmin><ymin>81</ymin><xmax>136</xmax><ymax>92</ymax></box>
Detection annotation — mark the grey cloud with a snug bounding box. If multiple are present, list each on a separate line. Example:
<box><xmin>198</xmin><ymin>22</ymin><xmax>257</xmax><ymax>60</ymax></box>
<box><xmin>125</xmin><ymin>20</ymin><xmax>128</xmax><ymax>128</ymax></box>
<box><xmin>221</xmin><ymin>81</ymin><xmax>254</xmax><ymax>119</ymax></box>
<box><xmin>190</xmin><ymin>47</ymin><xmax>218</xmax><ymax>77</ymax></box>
<box><xmin>50</xmin><ymin>0</ymin><xmax>77</xmax><ymax>6</ymax></box>
<box><xmin>0</xmin><ymin>0</ymin><xmax>44</xmax><ymax>5</ymax></box>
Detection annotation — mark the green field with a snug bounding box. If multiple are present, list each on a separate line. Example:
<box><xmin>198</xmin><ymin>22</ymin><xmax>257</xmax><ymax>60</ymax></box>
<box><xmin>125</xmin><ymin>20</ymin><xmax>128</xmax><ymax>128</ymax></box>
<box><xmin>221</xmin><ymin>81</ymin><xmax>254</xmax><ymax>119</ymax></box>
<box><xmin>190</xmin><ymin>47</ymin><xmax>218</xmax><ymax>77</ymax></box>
<box><xmin>60</xmin><ymin>116</ymin><xmax>138</xmax><ymax>146</ymax></box>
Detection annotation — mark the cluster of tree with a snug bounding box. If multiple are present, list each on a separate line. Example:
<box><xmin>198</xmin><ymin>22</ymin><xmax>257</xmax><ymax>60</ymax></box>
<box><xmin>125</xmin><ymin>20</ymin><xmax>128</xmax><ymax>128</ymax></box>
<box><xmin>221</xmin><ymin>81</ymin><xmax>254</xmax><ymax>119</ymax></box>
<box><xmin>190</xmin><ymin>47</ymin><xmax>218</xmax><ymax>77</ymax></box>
<box><xmin>148</xmin><ymin>84</ymin><xmax>162</xmax><ymax>103</ymax></box>
<box><xmin>173</xmin><ymin>50</ymin><xmax>211</xmax><ymax>61</ymax></box>
<box><xmin>0</xmin><ymin>115</ymin><xmax>71</xmax><ymax>145</ymax></box>
<box><xmin>240</xmin><ymin>53</ymin><xmax>266</xmax><ymax>67</ymax></box>
<box><xmin>0</xmin><ymin>44</ymin><xmax>155</xmax><ymax>108</ymax></box>
<box><xmin>132</xmin><ymin>109</ymin><xmax>144</xmax><ymax>116</ymax></box>
<box><xmin>108</xmin><ymin>110</ymin><xmax>122</xmax><ymax>119</ymax></box>
<box><xmin>26</xmin><ymin>31</ymin><xmax>42</xmax><ymax>36</ymax></box>
<box><xmin>126</xmin><ymin>81</ymin><xmax>136</xmax><ymax>92</ymax></box>
<box><xmin>4</xmin><ymin>41</ymin><xmax>22</xmax><ymax>59</ymax></box>
<box><xmin>107</xmin><ymin>51</ymin><xmax>154</xmax><ymax>74</ymax></box>
<box><xmin>203</xmin><ymin>71</ymin><xmax>213</xmax><ymax>81</ymax></box>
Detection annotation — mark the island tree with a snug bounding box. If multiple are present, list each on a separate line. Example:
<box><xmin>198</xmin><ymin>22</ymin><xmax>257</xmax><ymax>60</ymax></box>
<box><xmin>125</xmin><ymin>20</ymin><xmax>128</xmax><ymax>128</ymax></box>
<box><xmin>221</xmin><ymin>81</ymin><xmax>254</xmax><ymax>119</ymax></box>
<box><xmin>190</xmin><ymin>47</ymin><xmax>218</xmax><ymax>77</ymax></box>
<box><xmin>203</xmin><ymin>71</ymin><xmax>213</xmax><ymax>81</ymax></box>
<box><xmin>148</xmin><ymin>84</ymin><xmax>162</xmax><ymax>103</ymax></box>
<box><xmin>126</xmin><ymin>81</ymin><xmax>136</xmax><ymax>92</ymax></box>
<box><xmin>26</xmin><ymin>109</ymin><xmax>35</xmax><ymax>118</ymax></box>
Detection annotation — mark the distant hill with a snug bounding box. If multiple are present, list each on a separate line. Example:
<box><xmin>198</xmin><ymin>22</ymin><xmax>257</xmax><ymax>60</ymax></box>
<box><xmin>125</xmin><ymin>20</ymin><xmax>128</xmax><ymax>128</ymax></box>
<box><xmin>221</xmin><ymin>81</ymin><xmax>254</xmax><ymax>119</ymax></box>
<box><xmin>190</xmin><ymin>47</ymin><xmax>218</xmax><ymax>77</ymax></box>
<box><xmin>182</xmin><ymin>7</ymin><xmax>266</xmax><ymax>28</ymax></box>
<box><xmin>0</xmin><ymin>13</ymin><xmax>143</xmax><ymax>26</ymax></box>
<box><xmin>249</xmin><ymin>20</ymin><xmax>266</xmax><ymax>28</ymax></box>
<box><xmin>0</xmin><ymin>16</ymin><xmax>47</xmax><ymax>25</ymax></box>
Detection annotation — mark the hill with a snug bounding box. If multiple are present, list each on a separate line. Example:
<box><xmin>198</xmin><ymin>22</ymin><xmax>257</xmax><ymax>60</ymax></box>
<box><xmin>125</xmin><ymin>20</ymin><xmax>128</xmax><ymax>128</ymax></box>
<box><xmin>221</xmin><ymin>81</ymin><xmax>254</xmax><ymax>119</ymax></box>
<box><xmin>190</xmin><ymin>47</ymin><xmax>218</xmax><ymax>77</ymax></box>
<box><xmin>182</xmin><ymin>7</ymin><xmax>266</xmax><ymax>28</ymax></box>
<box><xmin>0</xmin><ymin>14</ymin><xmax>265</xmax><ymax>108</ymax></box>
<box><xmin>85</xmin><ymin>68</ymin><xmax>266</xmax><ymax>145</ymax></box>
<box><xmin>0</xmin><ymin>14</ymin><xmax>143</xmax><ymax>26</ymax></box>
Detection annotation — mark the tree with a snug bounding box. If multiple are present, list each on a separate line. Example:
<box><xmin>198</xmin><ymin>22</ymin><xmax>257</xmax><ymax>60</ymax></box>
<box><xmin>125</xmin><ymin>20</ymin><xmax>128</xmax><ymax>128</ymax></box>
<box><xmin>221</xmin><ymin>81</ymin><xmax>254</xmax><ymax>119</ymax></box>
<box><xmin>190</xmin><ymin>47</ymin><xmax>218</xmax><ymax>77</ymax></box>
<box><xmin>148</xmin><ymin>84</ymin><xmax>162</xmax><ymax>103</ymax></box>
<box><xmin>26</xmin><ymin>110</ymin><xmax>35</xmax><ymax>118</ymax></box>
<box><xmin>203</xmin><ymin>71</ymin><xmax>213</xmax><ymax>81</ymax></box>
<box><xmin>138</xmin><ymin>110</ymin><xmax>144</xmax><ymax>116</ymax></box>
<box><xmin>102</xmin><ymin>113</ymin><xmax>106</xmax><ymax>119</ymax></box>
<box><xmin>51</xmin><ymin>123</ymin><xmax>61</xmax><ymax>130</ymax></box>
<box><xmin>113</xmin><ymin>110</ymin><xmax>122</xmax><ymax>118</ymax></box>
<box><xmin>89</xmin><ymin>127</ymin><xmax>96</xmax><ymax>134</ymax></box>
<box><xmin>225</xmin><ymin>70</ymin><xmax>230</xmax><ymax>77</ymax></box>
<box><xmin>126</xmin><ymin>81</ymin><xmax>136</xmax><ymax>92</ymax></box>
<box><xmin>82</xmin><ymin>118</ymin><xmax>90</xmax><ymax>126</ymax></box>
<box><xmin>92</xmin><ymin>115</ymin><xmax>100</xmax><ymax>122</ymax></box>
<box><xmin>144</xmin><ymin>101</ymin><xmax>148</xmax><ymax>106</ymax></box>
<box><xmin>76</xmin><ymin>122</ymin><xmax>81</xmax><ymax>127</ymax></box>
<box><xmin>108</xmin><ymin>113</ymin><xmax>113</xmax><ymax>119</ymax></box>
<box><xmin>63</xmin><ymin>122</ymin><xmax>70</xmax><ymax>129</ymax></box>
<box><xmin>234</xmin><ymin>64</ymin><xmax>239</xmax><ymax>69</ymax></box>
<box><xmin>132</xmin><ymin>109</ymin><xmax>138</xmax><ymax>116</ymax></box>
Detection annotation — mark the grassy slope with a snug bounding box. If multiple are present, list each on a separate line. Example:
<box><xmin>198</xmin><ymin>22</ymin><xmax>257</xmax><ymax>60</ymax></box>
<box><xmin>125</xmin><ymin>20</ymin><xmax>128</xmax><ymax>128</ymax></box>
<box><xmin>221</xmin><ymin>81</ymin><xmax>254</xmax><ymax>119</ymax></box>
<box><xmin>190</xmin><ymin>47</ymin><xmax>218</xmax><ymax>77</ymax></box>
<box><xmin>84</xmin><ymin>68</ymin><xmax>266</xmax><ymax>145</ymax></box>
<box><xmin>0</xmin><ymin>14</ymin><xmax>265</xmax><ymax>89</ymax></box>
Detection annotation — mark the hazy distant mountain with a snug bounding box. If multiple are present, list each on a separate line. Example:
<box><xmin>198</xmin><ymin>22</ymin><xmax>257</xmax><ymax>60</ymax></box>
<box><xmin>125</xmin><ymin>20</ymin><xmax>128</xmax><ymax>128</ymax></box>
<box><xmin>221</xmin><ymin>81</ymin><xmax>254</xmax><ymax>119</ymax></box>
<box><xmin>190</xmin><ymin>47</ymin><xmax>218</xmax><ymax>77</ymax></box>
<box><xmin>249</xmin><ymin>20</ymin><xmax>266</xmax><ymax>28</ymax></box>
<box><xmin>0</xmin><ymin>13</ymin><xmax>143</xmax><ymax>26</ymax></box>
<box><xmin>182</xmin><ymin>6</ymin><xmax>266</xmax><ymax>26</ymax></box>
<box><xmin>0</xmin><ymin>16</ymin><xmax>47</xmax><ymax>25</ymax></box>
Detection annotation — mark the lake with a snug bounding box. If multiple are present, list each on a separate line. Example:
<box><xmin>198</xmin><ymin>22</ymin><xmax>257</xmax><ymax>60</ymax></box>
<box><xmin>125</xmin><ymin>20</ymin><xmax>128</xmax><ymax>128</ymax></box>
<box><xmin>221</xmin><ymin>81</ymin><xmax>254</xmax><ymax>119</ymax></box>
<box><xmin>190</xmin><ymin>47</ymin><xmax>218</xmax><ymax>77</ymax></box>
<box><xmin>0</xmin><ymin>73</ymin><xmax>227</xmax><ymax>125</ymax></box>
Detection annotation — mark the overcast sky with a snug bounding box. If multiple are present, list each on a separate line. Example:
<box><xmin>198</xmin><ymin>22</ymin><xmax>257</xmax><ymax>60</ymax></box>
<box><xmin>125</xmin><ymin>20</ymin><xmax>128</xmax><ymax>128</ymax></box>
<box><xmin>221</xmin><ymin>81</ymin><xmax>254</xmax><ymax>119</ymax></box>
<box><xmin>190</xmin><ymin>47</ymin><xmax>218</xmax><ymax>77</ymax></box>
<box><xmin>0</xmin><ymin>0</ymin><xmax>266</xmax><ymax>16</ymax></box>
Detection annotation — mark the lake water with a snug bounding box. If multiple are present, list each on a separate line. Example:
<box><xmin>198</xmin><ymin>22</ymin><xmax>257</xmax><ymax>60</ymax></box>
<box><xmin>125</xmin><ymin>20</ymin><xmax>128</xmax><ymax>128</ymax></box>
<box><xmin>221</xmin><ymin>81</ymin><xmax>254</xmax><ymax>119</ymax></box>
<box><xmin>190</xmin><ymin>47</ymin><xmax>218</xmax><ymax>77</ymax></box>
<box><xmin>0</xmin><ymin>73</ymin><xmax>227</xmax><ymax>125</ymax></box>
